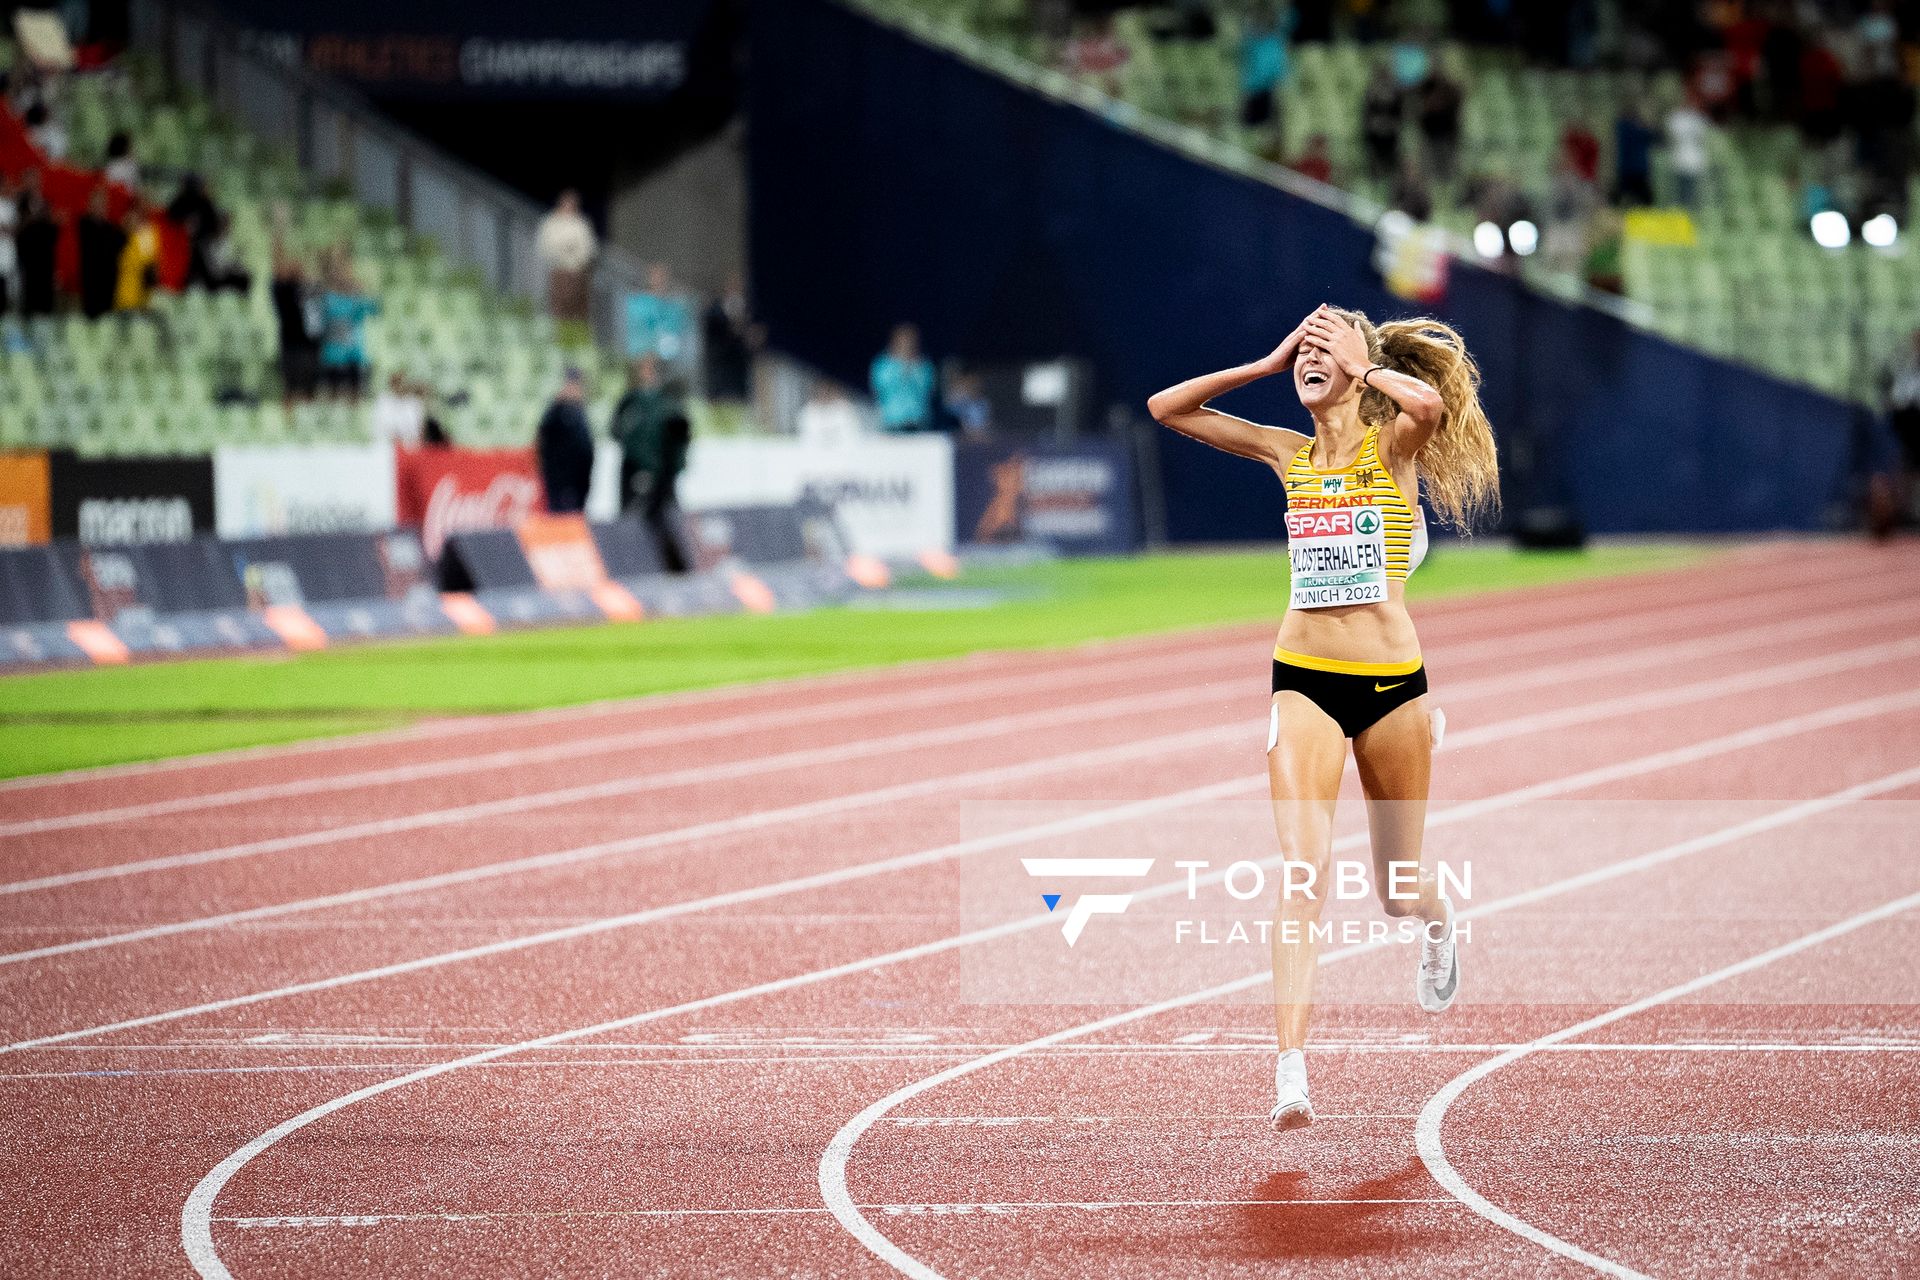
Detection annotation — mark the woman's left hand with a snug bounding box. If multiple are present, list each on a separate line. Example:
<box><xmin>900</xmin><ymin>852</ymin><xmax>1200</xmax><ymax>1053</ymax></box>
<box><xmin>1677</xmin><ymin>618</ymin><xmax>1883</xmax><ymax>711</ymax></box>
<box><xmin>1303</xmin><ymin>312</ymin><xmax>1374</xmax><ymax>378</ymax></box>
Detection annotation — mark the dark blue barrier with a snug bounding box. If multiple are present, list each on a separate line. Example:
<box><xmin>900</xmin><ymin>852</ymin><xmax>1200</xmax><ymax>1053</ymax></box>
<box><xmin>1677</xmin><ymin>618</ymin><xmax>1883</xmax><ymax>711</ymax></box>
<box><xmin>953</xmin><ymin>439</ymin><xmax>1139</xmax><ymax>554</ymax></box>
<box><xmin>747</xmin><ymin>0</ymin><xmax>1858</xmax><ymax>537</ymax></box>
<box><xmin>228</xmin><ymin>532</ymin><xmax>426</xmax><ymax>605</ymax></box>
<box><xmin>0</xmin><ymin>546</ymin><xmax>91</xmax><ymax>625</ymax></box>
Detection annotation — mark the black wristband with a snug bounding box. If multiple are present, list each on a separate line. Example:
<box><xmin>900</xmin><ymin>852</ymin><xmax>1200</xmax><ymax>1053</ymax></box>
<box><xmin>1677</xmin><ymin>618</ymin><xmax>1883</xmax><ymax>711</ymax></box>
<box><xmin>1361</xmin><ymin>365</ymin><xmax>1385</xmax><ymax>389</ymax></box>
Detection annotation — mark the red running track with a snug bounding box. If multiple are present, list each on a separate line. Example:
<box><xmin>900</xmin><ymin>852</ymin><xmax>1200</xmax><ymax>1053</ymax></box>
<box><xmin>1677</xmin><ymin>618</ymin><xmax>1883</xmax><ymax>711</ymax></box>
<box><xmin>2</xmin><ymin>541</ymin><xmax>1918</xmax><ymax>1278</ymax></box>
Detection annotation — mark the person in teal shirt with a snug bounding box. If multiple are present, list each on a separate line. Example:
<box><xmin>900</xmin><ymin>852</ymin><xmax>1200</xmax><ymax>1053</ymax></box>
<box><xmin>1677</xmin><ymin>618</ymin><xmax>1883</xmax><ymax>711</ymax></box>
<box><xmin>318</xmin><ymin>250</ymin><xmax>379</xmax><ymax>401</ymax></box>
<box><xmin>870</xmin><ymin>323</ymin><xmax>935</xmax><ymax>432</ymax></box>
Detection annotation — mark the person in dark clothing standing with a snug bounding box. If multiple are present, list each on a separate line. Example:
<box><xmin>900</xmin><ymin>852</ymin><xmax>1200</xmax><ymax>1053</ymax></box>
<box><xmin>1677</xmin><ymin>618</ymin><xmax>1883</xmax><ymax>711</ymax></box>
<box><xmin>1415</xmin><ymin>65</ymin><xmax>1464</xmax><ymax>184</ymax></box>
<box><xmin>270</xmin><ymin>241</ymin><xmax>320</xmax><ymax>405</ymax></box>
<box><xmin>701</xmin><ymin>273</ymin><xmax>755</xmax><ymax>402</ymax></box>
<box><xmin>77</xmin><ymin>187</ymin><xmax>126</xmax><ymax>319</ymax></box>
<box><xmin>15</xmin><ymin>172</ymin><xmax>60</xmax><ymax>317</ymax></box>
<box><xmin>166</xmin><ymin>173</ymin><xmax>222</xmax><ymax>291</ymax></box>
<box><xmin>1361</xmin><ymin>63</ymin><xmax>1404</xmax><ymax>180</ymax></box>
<box><xmin>610</xmin><ymin>355</ymin><xmax>682</xmax><ymax>514</ymax></box>
<box><xmin>536</xmin><ymin>367</ymin><xmax>596</xmax><ymax>515</ymax></box>
<box><xmin>641</xmin><ymin>413</ymin><xmax>691</xmax><ymax>574</ymax></box>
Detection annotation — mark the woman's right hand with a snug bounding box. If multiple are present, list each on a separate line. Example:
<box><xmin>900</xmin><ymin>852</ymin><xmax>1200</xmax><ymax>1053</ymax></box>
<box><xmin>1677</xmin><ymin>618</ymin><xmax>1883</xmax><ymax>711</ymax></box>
<box><xmin>1257</xmin><ymin>306</ymin><xmax>1327</xmax><ymax>375</ymax></box>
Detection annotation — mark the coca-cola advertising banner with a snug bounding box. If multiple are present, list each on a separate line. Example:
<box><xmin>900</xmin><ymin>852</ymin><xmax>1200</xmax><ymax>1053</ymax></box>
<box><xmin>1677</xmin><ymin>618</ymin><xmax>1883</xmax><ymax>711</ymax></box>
<box><xmin>395</xmin><ymin>447</ymin><xmax>546</xmax><ymax>558</ymax></box>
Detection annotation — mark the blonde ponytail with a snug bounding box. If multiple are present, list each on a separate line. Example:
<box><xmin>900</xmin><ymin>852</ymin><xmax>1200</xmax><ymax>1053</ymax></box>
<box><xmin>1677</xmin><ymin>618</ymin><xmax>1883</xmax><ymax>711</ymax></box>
<box><xmin>1328</xmin><ymin>309</ymin><xmax>1501</xmax><ymax>533</ymax></box>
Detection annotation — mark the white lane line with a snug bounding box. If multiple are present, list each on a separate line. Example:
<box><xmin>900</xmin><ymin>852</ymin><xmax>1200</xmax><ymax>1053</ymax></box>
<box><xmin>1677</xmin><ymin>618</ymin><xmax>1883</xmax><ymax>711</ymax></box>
<box><xmin>0</xmin><ymin>607</ymin><xmax>1275</xmax><ymax>796</ymax></box>
<box><xmin>0</xmin><ymin>548</ymin><xmax>1853</xmax><ymax>806</ymax></box>
<box><xmin>19</xmin><ymin>1041</ymin><xmax>1920</xmax><ymax>1083</ymax></box>
<box><xmin>0</xmin><ymin>676</ymin><xmax>1239</xmax><ymax>897</ymax></box>
<box><xmin>8</xmin><ymin>573</ymin><xmax>1896</xmax><ymax>900</ymax></box>
<box><xmin>0</xmin><ymin>724</ymin><xmax>1240</xmax><ymax>965</ymax></box>
<box><xmin>19</xmin><ymin>675</ymin><xmax>1920</xmax><ymax>1059</ymax></box>
<box><xmin>216</xmin><ymin>1197</ymin><xmax>1459</xmax><ymax>1229</ymax></box>
<box><xmin>0</xmin><ymin>643</ymin><xmax>1258</xmax><ymax>839</ymax></box>
<box><xmin>814</xmin><ymin>760</ymin><xmax>1920</xmax><ymax>1280</ymax></box>
<box><xmin>175</xmin><ymin>723</ymin><xmax>1920</xmax><ymax>1279</ymax></box>
<box><xmin>11</xmin><ymin>623</ymin><xmax>1916</xmax><ymax>964</ymax></box>
<box><xmin>1414</xmin><ymin>888</ymin><xmax>1920</xmax><ymax>1280</ymax></box>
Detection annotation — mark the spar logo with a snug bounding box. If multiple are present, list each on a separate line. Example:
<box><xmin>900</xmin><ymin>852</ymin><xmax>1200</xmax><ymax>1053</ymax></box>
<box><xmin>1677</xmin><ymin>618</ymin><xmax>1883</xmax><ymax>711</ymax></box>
<box><xmin>1354</xmin><ymin>508</ymin><xmax>1381</xmax><ymax>536</ymax></box>
<box><xmin>1286</xmin><ymin>509</ymin><xmax>1353</xmax><ymax>538</ymax></box>
<box><xmin>1023</xmin><ymin>858</ymin><xmax>1154</xmax><ymax>946</ymax></box>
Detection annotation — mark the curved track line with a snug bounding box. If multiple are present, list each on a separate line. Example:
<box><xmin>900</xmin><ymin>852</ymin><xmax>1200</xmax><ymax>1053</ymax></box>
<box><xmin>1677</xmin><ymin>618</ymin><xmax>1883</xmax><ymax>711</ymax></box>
<box><xmin>174</xmin><ymin>730</ymin><xmax>1920</xmax><ymax>1276</ymax></box>
<box><xmin>11</xmin><ymin>594</ymin><xmax>1904</xmax><ymax>917</ymax></box>
<box><xmin>0</xmin><ymin>545</ymin><xmax>1834</xmax><ymax>802</ymax></box>
<box><xmin>0</xmin><ymin>677</ymin><xmax>1239</xmax><ymax>897</ymax></box>
<box><xmin>816</xmin><ymin>763</ymin><xmax>1920</xmax><ymax>1278</ymax></box>
<box><xmin>0</xmin><ymin>723</ymin><xmax>1243</xmax><ymax>964</ymax></box>
<box><xmin>0</xmin><ymin>640</ymin><xmax>1259</xmax><ymax>838</ymax></box>
<box><xmin>1414</xmin><ymin>886</ymin><xmax>1920</xmax><ymax>1279</ymax></box>
<box><xmin>14</xmin><ymin>674</ymin><xmax>1920</xmax><ymax>1057</ymax></box>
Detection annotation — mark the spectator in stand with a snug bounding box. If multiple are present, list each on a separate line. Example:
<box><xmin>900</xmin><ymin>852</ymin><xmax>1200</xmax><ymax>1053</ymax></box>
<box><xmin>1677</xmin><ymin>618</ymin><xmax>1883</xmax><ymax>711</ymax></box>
<box><xmin>701</xmin><ymin>271</ymin><xmax>756</xmax><ymax>402</ymax></box>
<box><xmin>1852</xmin><ymin>62</ymin><xmax>1917</xmax><ymax>217</ymax></box>
<box><xmin>1561</xmin><ymin>120</ymin><xmax>1600</xmax><ymax>184</ymax></box>
<box><xmin>166</xmin><ymin>173</ymin><xmax>223</xmax><ymax>291</ymax></box>
<box><xmin>1239</xmin><ymin>4</ymin><xmax>1295</xmax><ymax>131</ymax></box>
<box><xmin>23</xmin><ymin>101</ymin><xmax>66</xmax><ymax>161</ymax></box>
<box><xmin>1389</xmin><ymin>154</ymin><xmax>1433</xmax><ymax>221</ymax></box>
<box><xmin>76</xmin><ymin>187</ymin><xmax>124</xmax><ymax>319</ymax></box>
<box><xmin>318</xmin><ymin>249</ymin><xmax>378</xmax><ymax>402</ymax></box>
<box><xmin>1612</xmin><ymin>101</ymin><xmax>1657</xmax><ymax>205</ymax></box>
<box><xmin>371</xmin><ymin>371</ymin><xmax>427</xmax><ymax>446</ymax></box>
<box><xmin>114</xmin><ymin>202</ymin><xmax>160</xmax><ymax>313</ymax></box>
<box><xmin>1583</xmin><ymin>207</ymin><xmax>1626</xmax><ymax>295</ymax></box>
<box><xmin>270</xmin><ymin>242</ymin><xmax>320</xmax><ymax>406</ymax></box>
<box><xmin>796</xmin><ymin>379</ymin><xmax>865</xmax><ymax>446</ymax></box>
<box><xmin>625</xmin><ymin>262</ymin><xmax>696</xmax><ymax>371</ymax></box>
<box><xmin>535</xmin><ymin>189</ymin><xmax>596</xmax><ymax>334</ymax></box>
<box><xmin>1060</xmin><ymin>14</ymin><xmax>1128</xmax><ymax>95</ymax></box>
<box><xmin>0</xmin><ymin>174</ymin><xmax>17</xmax><ymax>316</ymax></box>
<box><xmin>1361</xmin><ymin>61</ymin><xmax>1404</xmax><ymax>181</ymax></box>
<box><xmin>870</xmin><ymin>323</ymin><xmax>935</xmax><ymax>433</ymax></box>
<box><xmin>1886</xmin><ymin>328</ymin><xmax>1920</xmax><ymax>523</ymax></box>
<box><xmin>610</xmin><ymin>355</ymin><xmax>684</xmax><ymax>513</ymax></box>
<box><xmin>1758</xmin><ymin>8</ymin><xmax>1804</xmax><ymax>123</ymax></box>
<box><xmin>1288</xmin><ymin>132</ymin><xmax>1333</xmax><ymax>184</ymax></box>
<box><xmin>1665</xmin><ymin>93</ymin><xmax>1711</xmax><ymax>208</ymax></box>
<box><xmin>199</xmin><ymin>212</ymin><xmax>251</xmax><ymax>293</ymax></box>
<box><xmin>1414</xmin><ymin>59</ymin><xmax>1463</xmax><ymax>184</ymax></box>
<box><xmin>1543</xmin><ymin>154</ymin><xmax>1599</xmax><ymax>275</ymax></box>
<box><xmin>102</xmin><ymin>130</ymin><xmax>137</xmax><ymax>188</ymax></box>
<box><xmin>536</xmin><ymin>366</ymin><xmax>596</xmax><ymax>515</ymax></box>
<box><xmin>943</xmin><ymin>369</ymin><xmax>993</xmax><ymax>438</ymax></box>
<box><xmin>1857</xmin><ymin>0</ymin><xmax>1901</xmax><ymax>80</ymax></box>
<box><xmin>15</xmin><ymin>171</ymin><xmax>58</xmax><ymax>317</ymax></box>
<box><xmin>1796</xmin><ymin>32</ymin><xmax>1845</xmax><ymax>148</ymax></box>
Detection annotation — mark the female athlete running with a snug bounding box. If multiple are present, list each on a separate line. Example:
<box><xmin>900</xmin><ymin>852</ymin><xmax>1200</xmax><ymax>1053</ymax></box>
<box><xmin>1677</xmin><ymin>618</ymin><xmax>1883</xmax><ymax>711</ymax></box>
<box><xmin>1148</xmin><ymin>306</ymin><xmax>1499</xmax><ymax>1129</ymax></box>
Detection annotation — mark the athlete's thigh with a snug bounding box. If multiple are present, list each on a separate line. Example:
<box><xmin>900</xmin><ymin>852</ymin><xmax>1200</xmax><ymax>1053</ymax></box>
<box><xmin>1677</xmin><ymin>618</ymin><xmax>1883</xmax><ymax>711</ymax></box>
<box><xmin>1351</xmin><ymin>695</ymin><xmax>1431</xmax><ymax>871</ymax></box>
<box><xmin>1268</xmin><ymin>692</ymin><xmax>1347</xmax><ymax>847</ymax></box>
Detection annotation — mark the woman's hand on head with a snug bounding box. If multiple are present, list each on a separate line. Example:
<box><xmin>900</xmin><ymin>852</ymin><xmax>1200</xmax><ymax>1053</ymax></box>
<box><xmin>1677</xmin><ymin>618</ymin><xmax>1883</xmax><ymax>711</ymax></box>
<box><xmin>1257</xmin><ymin>307</ymin><xmax>1331</xmax><ymax>375</ymax></box>
<box><xmin>1302</xmin><ymin>311</ymin><xmax>1374</xmax><ymax>378</ymax></box>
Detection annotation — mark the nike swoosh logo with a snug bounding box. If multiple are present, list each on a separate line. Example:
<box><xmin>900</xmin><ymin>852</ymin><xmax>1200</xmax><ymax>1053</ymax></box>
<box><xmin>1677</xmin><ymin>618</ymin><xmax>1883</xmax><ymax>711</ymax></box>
<box><xmin>1374</xmin><ymin>681</ymin><xmax>1406</xmax><ymax>692</ymax></box>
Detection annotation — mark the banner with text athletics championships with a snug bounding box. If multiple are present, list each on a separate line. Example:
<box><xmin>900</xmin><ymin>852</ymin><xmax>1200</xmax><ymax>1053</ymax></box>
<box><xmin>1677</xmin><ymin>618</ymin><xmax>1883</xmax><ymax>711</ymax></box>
<box><xmin>675</xmin><ymin>436</ymin><xmax>954</xmax><ymax>560</ymax></box>
<box><xmin>214</xmin><ymin>443</ymin><xmax>397</xmax><ymax>539</ymax></box>
<box><xmin>394</xmin><ymin>446</ymin><xmax>545</xmax><ymax>559</ymax></box>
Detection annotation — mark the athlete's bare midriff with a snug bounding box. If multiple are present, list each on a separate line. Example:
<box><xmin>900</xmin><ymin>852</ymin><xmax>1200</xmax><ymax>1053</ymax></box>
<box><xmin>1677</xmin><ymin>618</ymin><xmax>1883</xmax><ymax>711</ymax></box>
<box><xmin>1274</xmin><ymin>583</ymin><xmax>1422</xmax><ymax>665</ymax></box>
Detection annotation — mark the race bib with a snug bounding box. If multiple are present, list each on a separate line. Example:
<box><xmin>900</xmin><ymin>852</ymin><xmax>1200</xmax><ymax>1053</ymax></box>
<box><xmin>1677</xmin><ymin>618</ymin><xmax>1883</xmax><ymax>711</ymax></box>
<box><xmin>1286</xmin><ymin>504</ymin><xmax>1387</xmax><ymax>609</ymax></box>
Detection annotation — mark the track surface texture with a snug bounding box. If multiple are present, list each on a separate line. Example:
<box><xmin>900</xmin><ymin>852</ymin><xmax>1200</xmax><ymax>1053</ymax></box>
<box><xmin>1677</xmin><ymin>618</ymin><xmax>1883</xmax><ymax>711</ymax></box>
<box><xmin>4</xmin><ymin>541</ymin><xmax>1918</xmax><ymax>1279</ymax></box>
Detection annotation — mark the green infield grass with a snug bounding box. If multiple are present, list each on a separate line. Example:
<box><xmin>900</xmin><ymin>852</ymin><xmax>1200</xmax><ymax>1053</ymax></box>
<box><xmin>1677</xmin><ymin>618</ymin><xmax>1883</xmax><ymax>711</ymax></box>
<box><xmin>0</xmin><ymin>541</ymin><xmax>1708</xmax><ymax>778</ymax></box>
